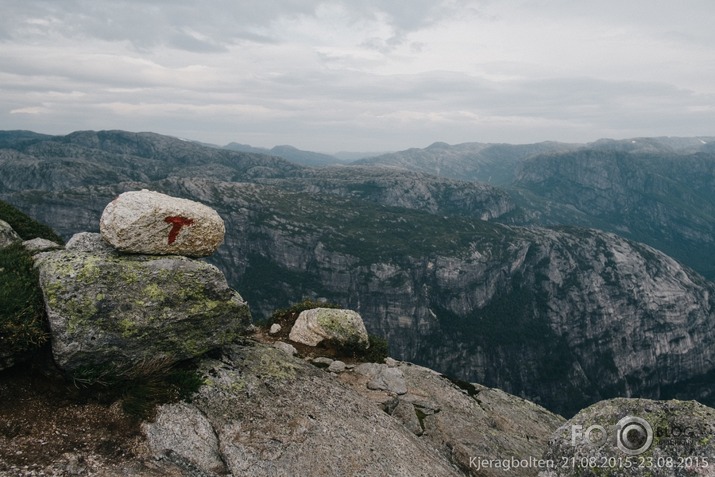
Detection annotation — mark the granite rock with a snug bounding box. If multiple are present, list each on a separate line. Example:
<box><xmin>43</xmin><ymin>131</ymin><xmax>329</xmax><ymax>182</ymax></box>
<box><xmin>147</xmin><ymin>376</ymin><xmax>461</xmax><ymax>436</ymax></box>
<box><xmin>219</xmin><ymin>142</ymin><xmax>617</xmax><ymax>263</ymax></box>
<box><xmin>99</xmin><ymin>189</ymin><xmax>225</xmax><ymax>257</ymax></box>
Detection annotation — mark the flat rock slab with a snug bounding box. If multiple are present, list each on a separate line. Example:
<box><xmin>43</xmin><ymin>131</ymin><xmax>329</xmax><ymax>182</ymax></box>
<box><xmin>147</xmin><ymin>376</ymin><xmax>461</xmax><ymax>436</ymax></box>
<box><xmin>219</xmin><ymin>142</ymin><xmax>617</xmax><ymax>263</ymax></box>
<box><xmin>100</xmin><ymin>189</ymin><xmax>225</xmax><ymax>257</ymax></box>
<box><xmin>35</xmin><ymin>234</ymin><xmax>250</xmax><ymax>373</ymax></box>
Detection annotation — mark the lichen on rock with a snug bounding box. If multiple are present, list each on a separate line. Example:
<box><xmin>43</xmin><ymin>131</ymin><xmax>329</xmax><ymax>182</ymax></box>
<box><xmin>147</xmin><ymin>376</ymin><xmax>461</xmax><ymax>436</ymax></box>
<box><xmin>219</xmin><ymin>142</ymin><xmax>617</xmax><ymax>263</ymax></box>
<box><xmin>35</xmin><ymin>233</ymin><xmax>251</xmax><ymax>374</ymax></box>
<box><xmin>539</xmin><ymin>398</ymin><xmax>715</xmax><ymax>477</ymax></box>
<box><xmin>288</xmin><ymin>307</ymin><xmax>369</xmax><ymax>349</ymax></box>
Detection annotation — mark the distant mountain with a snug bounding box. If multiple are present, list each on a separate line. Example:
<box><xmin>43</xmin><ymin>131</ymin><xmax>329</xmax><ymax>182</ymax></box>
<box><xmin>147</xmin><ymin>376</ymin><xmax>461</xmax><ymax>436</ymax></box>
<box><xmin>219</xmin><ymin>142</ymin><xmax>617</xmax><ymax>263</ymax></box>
<box><xmin>349</xmin><ymin>137</ymin><xmax>715</xmax><ymax>280</ymax></box>
<box><xmin>224</xmin><ymin>142</ymin><xmax>346</xmax><ymax>167</ymax></box>
<box><xmin>3</xmin><ymin>129</ymin><xmax>715</xmax><ymax>415</ymax></box>
<box><xmin>588</xmin><ymin>136</ymin><xmax>715</xmax><ymax>154</ymax></box>
<box><xmin>353</xmin><ymin>141</ymin><xmax>581</xmax><ymax>184</ymax></box>
<box><xmin>509</xmin><ymin>147</ymin><xmax>715</xmax><ymax>280</ymax></box>
<box><xmin>355</xmin><ymin>137</ymin><xmax>715</xmax><ymax>185</ymax></box>
<box><xmin>0</xmin><ymin>130</ymin><xmax>53</xmax><ymax>148</ymax></box>
<box><xmin>333</xmin><ymin>150</ymin><xmax>392</xmax><ymax>162</ymax></box>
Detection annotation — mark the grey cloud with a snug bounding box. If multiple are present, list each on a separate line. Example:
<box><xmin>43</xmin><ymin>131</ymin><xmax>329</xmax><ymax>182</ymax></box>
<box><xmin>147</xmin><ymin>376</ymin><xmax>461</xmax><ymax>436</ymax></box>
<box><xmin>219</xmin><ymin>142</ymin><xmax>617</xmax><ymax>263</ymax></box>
<box><xmin>1</xmin><ymin>0</ymin><xmax>322</xmax><ymax>51</ymax></box>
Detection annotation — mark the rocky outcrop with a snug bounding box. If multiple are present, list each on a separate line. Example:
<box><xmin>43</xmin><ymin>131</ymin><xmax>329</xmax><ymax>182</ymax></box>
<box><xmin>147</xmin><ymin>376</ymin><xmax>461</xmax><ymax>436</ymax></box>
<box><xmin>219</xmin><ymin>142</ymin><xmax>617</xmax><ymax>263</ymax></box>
<box><xmin>35</xmin><ymin>233</ymin><xmax>250</xmax><ymax>373</ymax></box>
<box><xmin>143</xmin><ymin>341</ymin><xmax>564</xmax><ymax>477</ymax></box>
<box><xmin>0</xmin><ymin>219</ymin><xmax>20</xmax><ymax>249</ymax></box>
<box><xmin>289</xmin><ymin>307</ymin><xmax>369</xmax><ymax>349</ymax></box>
<box><xmin>340</xmin><ymin>360</ymin><xmax>565</xmax><ymax>477</ymax></box>
<box><xmin>100</xmin><ymin>189</ymin><xmax>225</xmax><ymax>257</ymax></box>
<box><xmin>539</xmin><ymin>398</ymin><xmax>715</xmax><ymax>477</ymax></box>
<box><xmin>143</xmin><ymin>342</ymin><xmax>464</xmax><ymax>477</ymax></box>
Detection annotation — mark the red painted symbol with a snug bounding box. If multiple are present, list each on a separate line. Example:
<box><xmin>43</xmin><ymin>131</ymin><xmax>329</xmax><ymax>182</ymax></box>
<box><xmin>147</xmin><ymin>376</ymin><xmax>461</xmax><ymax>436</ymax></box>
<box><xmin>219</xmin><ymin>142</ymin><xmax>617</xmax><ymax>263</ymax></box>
<box><xmin>164</xmin><ymin>216</ymin><xmax>194</xmax><ymax>245</ymax></box>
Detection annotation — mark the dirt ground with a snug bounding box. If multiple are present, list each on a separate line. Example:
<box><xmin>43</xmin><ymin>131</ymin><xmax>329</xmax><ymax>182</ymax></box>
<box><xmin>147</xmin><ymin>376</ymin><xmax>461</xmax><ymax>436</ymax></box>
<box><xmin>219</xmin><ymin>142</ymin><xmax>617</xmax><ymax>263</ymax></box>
<box><xmin>0</xmin><ymin>355</ymin><xmax>150</xmax><ymax>477</ymax></box>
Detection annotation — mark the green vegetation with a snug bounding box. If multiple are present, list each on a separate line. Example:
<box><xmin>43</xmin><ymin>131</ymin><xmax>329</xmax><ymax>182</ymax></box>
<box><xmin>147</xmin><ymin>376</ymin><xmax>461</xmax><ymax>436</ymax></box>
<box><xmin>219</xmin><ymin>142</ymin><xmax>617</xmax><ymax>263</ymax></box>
<box><xmin>340</xmin><ymin>333</ymin><xmax>390</xmax><ymax>363</ymax></box>
<box><xmin>0</xmin><ymin>199</ymin><xmax>64</xmax><ymax>243</ymax></box>
<box><xmin>0</xmin><ymin>243</ymin><xmax>49</xmax><ymax>356</ymax></box>
<box><xmin>266</xmin><ymin>298</ymin><xmax>342</xmax><ymax>327</ymax></box>
<box><xmin>71</xmin><ymin>358</ymin><xmax>204</xmax><ymax>420</ymax></box>
<box><xmin>0</xmin><ymin>200</ymin><xmax>63</xmax><ymax>358</ymax></box>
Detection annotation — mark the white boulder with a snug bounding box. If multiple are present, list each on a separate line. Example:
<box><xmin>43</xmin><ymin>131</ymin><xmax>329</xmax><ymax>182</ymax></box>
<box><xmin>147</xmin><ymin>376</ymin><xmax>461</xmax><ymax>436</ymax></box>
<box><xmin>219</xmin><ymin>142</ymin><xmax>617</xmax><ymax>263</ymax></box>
<box><xmin>99</xmin><ymin>190</ymin><xmax>225</xmax><ymax>257</ymax></box>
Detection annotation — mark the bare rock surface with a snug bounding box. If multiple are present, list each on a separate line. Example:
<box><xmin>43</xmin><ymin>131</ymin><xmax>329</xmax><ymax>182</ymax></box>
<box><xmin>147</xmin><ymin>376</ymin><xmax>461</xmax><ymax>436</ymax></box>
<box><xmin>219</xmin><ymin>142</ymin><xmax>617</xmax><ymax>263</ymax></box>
<box><xmin>100</xmin><ymin>189</ymin><xmax>225</xmax><ymax>257</ymax></box>
<box><xmin>34</xmin><ymin>233</ymin><xmax>250</xmax><ymax>373</ymax></box>
<box><xmin>145</xmin><ymin>341</ymin><xmax>464</xmax><ymax>477</ymax></box>
<box><xmin>340</xmin><ymin>362</ymin><xmax>565</xmax><ymax>477</ymax></box>
<box><xmin>288</xmin><ymin>307</ymin><xmax>369</xmax><ymax>349</ymax></box>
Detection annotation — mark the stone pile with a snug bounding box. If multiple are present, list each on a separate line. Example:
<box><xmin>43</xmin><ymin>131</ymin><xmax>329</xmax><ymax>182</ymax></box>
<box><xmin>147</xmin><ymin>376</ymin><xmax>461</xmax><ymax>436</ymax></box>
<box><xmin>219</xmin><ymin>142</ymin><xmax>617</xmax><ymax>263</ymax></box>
<box><xmin>34</xmin><ymin>190</ymin><xmax>250</xmax><ymax>374</ymax></box>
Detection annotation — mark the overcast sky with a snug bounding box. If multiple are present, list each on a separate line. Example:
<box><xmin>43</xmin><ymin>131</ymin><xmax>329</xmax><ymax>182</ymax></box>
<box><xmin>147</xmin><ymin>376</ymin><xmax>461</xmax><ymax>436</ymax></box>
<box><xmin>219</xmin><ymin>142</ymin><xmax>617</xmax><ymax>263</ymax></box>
<box><xmin>1</xmin><ymin>0</ymin><xmax>714</xmax><ymax>152</ymax></box>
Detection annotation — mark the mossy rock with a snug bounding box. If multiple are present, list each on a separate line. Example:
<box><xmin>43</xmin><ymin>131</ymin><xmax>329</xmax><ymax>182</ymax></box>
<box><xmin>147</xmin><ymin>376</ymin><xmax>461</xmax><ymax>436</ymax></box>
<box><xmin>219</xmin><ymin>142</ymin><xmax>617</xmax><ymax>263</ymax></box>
<box><xmin>35</xmin><ymin>233</ymin><xmax>251</xmax><ymax>375</ymax></box>
<box><xmin>288</xmin><ymin>307</ymin><xmax>369</xmax><ymax>350</ymax></box>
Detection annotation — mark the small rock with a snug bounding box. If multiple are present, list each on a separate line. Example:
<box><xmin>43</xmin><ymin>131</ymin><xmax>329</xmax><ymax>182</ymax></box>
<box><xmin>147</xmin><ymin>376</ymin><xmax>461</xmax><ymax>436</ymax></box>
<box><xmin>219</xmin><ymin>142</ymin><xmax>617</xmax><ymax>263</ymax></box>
<box><xmin>0</xmin><ymin>219</ymin><xmax>21</xmax><ymax>249</ymax></box>
<box><xmin>390</xmin><ymin>400</ymin><xmax>424</xmax><ymax>436</ymax></box>
<box><xmin>22</xmin><ymin>237</ymin><xmax>62</xmax><ymax>254</ymax></box>
<box><xmin>66</xmin><ymin>232</ymin><xmax>116</xmax><ymax>254</ymax></box>
<box><xmin>311</xmin><ymin>357</ymin><xmax>334</xmax><ymax>368</ymax></box>
<box><xmin>289</xmin><ymin>308</ymin><xmax>369</xmax><ymax>349</ymax></box>
<box><xmin>385</xmin><ymin>357</ymin><xmax>400</xmax><ymax>367</ymax></box>
<box><xmin>273</xmin><ymin>341</ymin><xmax>297</xmax><ymax>356</ymax></box>
<box><xmin>99</xmin><ymin>189</ymin><xmax>225</xmax><ymax>257</ymax></box>
<box><xmin>269</xmin><ymin>323</ymin><xmax>282</xmax><ymax>335</ymax></box>
<box><xmin>355</xmin><ymin>363</ymin><xmax>408</xmax><ymax>395</ymax></box>
<box><xmin>327</xmin><ymin>360</ymin><xmax>347</xmax><ymax>373</ymax></box>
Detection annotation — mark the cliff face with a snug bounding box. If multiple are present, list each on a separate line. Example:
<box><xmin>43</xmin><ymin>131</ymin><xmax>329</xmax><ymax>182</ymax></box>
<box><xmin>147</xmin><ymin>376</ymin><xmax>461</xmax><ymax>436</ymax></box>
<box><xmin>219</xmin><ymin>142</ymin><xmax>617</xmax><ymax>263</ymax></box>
<box><xmin>511</xmin><ymin>149</ymin><xmax>715</xmax><ymax>280</ymax></box>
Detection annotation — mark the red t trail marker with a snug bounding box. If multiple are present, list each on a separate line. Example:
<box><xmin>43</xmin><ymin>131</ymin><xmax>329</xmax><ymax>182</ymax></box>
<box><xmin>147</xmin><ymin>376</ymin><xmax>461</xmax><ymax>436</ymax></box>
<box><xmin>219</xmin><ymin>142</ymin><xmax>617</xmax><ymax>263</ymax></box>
<box><xmin>164</xmin><ymin>216</ymin><xmax>194</xmax><ymax>245</ymax></box>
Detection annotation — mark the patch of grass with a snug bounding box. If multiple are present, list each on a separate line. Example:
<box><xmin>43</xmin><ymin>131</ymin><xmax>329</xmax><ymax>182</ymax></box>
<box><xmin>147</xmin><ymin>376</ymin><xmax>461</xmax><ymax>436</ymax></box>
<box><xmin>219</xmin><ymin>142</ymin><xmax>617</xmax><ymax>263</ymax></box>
<box><xmin>349</xmin><ymin>334</ymin><xmax>390</xmax><ymax>363</ymax></box>
<box><xmin>71</xmin><ymin>357</ymin><xmax>204</xmax><ymax>420</ymax></box>
<box><xmin>0</xmin><ymin>243</ymin><xmax>49</xmax><ymax>356</ymax></box>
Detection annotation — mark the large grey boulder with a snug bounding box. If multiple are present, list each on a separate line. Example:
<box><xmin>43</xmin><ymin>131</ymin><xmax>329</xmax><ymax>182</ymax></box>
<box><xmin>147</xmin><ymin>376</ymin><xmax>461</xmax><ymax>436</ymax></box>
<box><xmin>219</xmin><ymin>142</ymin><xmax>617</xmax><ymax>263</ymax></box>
<box><xmin>99</xmin><ymin>189</ymin><xmax>225</xmax><ymax>257</ymax></box>
<box><xmin>539</xmin><ymin>398</ymin><xmax>715</xmax><ymax>477</ymax></box>
<box><xmin>0</xmin><ymin>219</ymin><xmax>21</xmax><ymax>249</ymax></box>
<box><xmin>289</xmin><ymin>307</ymin><xmax>369</xmax><ymax>349</ymax></box>
<box><xmin>35</xmin><ymin>233</ymin><xmax>250</xmax><ymax>374</ymax></box>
